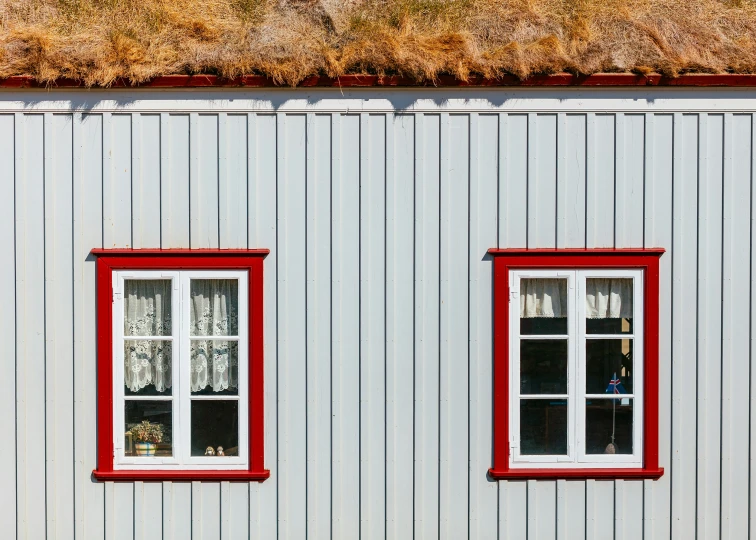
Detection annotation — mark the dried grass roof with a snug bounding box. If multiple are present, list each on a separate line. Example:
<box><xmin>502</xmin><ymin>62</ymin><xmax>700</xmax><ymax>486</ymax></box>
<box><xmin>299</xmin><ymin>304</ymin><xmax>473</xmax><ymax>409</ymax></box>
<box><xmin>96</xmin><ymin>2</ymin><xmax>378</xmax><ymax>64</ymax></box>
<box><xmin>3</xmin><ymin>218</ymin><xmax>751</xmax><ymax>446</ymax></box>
<box><xmin>2</xmin><ymin>0</ymin><xmax>756</xmax><ymax>87</ymax></box>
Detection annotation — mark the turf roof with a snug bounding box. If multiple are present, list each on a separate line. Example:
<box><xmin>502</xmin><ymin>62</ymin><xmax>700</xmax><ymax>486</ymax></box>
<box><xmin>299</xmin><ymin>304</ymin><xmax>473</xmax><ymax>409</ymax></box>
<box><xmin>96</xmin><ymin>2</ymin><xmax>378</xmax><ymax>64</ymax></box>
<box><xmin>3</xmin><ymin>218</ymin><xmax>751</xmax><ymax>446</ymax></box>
<box><xmin>2</xmin><ymin>0</ymin><xmax>756</xmax><ymax>87</ymax></box>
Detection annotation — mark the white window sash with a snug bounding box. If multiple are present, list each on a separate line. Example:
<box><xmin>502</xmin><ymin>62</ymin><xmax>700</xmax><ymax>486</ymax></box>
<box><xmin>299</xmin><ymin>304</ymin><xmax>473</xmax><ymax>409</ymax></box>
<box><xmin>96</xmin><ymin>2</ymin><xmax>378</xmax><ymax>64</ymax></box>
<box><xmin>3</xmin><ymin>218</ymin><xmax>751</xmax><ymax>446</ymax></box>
<box><xmin>509</xmin><ymin>268</ymin><xmax>644</xmax><ymax>469</ymax></box>
<box><xmin>112</xmin><ymin>269</ymin><xmax>250</xmax><ymax>470</ymax></box>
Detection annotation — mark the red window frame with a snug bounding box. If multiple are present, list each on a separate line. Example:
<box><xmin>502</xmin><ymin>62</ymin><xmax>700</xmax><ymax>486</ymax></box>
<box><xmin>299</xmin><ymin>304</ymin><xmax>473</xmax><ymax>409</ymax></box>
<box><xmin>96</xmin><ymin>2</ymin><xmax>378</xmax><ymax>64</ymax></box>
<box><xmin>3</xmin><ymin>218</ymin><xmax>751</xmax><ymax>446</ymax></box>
<box><xmin>91</xmin><ymin>249</ymin><xmax>270</xmax><ymax>482</ymax></box>
<box><xmin>487</xmin><ymin>248</ymin><xmax>665</xmax><ymax>480</ymax></box>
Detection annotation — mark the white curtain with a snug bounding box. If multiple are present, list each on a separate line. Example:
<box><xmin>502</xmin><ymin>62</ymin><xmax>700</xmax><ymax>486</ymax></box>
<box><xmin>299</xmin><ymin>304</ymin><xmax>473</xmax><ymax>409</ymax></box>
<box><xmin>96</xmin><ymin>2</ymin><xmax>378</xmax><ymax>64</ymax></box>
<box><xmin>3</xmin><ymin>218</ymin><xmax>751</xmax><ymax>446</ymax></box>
<box><xmin>190</xmin><ymin>279</ymin><xmax>239</xmax><ymax>392</ymax></box>
<box><xmin>520</xmin><ymin>279</ymin><xmax>567</xmax><ymax>318</ymax></box>
<box><xmin>585</xmin><ymin>278</ymin><xmax>633</xmax><ymax>319</ymax></box>
<box><xmin>124</xmin><ymin>280</ymin><xmax>172</xmax><ymax>393</ymax></box>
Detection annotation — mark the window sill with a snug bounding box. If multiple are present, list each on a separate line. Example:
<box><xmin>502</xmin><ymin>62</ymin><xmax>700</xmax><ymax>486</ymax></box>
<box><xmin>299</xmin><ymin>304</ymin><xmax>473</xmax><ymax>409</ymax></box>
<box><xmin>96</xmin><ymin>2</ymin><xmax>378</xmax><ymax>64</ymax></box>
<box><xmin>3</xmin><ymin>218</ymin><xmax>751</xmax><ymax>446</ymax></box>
<box><xmin>93</xmin><ymin>469</ymin><xmax>270</xmax><ymax>482</ymax></box>
<box><xmin>488</xmin><ymin>467</ymin><xmax>664</xmax><ymax>480</ymax></box>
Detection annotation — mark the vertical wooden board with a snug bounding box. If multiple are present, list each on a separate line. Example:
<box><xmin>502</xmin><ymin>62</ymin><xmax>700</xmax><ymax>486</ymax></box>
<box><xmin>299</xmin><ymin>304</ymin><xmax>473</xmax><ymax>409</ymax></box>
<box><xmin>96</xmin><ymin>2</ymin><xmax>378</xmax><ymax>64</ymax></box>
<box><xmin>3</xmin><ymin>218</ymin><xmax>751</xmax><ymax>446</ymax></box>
<box><xmin>104</xmin><ymin>113</ymin><xmax>132</xmax><ymax>248</ymax></box>
<box><xmin>586</xmin><ymin>480</ymin><xmax>614</xmax><ymax>540</ymax></box>
<box><xmin>386</xmin><ymin>113</ymin><xmax>415</xmax><ymax>539</ymax></box>
<box><xmin>277</xmin><ymin>113</ymin><xmax>308</xmax><ymax>540</ymax></box>
<box><xmin>45</xmin><ymin>113</ymin><xmax>75</xmax><ymax>540</ymax></box>
<box><xmin>642</xmin><ymin>114</ymin><xmax>673</xmax><ymax>540</ymax></box>
<box><xmin>587</xmin><ymin>114</ymin><xmax>615</xmax><ymax>248</ymax></box>
<box><xmin>615</xmin><ymin>480</ymin><xmax>643</xmax><ymax>540</ymax></box>
<box><xmin>751</xmin><ymin>114</ymin><xmax>756</xmax><ymax>540</ymax></box>
<box><xmin>248</xmin><ymin>113</ymin><xmax>278</xmax><ymax>539</ymax></box>
<box><xmin>557</xmin><ymin>114</ymin><xmax>587</xmax><ymax>249</ymax></box>
<box><xmin>110</xmin><ymin>483</ymin><xmax>135</xmax><ymax>540</ymax></box>
<box><xmin>164</xmin><ymin>482</ymin><xmax>193</xmax><ymax>540</ymax></box>
<box><xmin>73</xmin><ymin>113</ymin><xmax>105</xmax><ymax>539</ymax></box>
<box><xmin>721</xmin><ymin>113</ymin><xmax>751</xmax><ymax>539</ymax></box>
<box><xmin>161</xmin><ymin>114</ymin><xmax>190</xmax><ymax>248</ymax></box>
<box><xmin>135</xmin><ymin>482</ymin><xmax>163</xmax><ymax>540</ymax></box>
<box><xmin>670</xmin><ymin>114</ymin><xmax>698</xmax><ymax>540</ymax></box>
<box><xmin>199</xmin><ymin>483</ymin><xmax>221</xmax><ymax>540</ymax></box>
<box><xmin>527</xmin><ymin>481</ymin><xmax>556</xmax><ymax>540</ymax></box>
<box><xmin>414</xmin><ymin>113</ymin><xmax>440</xmax><ymax>540</ymax></box>
<box><xmin>500</xmin><ymin>481</ymin><xmax>527</xmax><ymax>539</ymax></box>
<box><xmin>306</xmin><ymin>113</ymin><xmax>332</xmax><ymax>540</ymax></box>
<box><xmin>15</xmin><ymin>113</ymin><xmax>47</xmax><ymax>540</ymax></box>
<box><xmin>695</xmin><ymin>113</ymin><xmax>723</xmax><ymax>539</ymax></box>
<box><xmin>556</xmin><ymin>480</ymin><xmax>586</xmax><ymax>540</ymax></box>
<box><xmin>439</xmin><ymin>113</ymin><xmax>469</xmax><ymax>539</ymax></box>
<box><xmin>0</xmin><ymin>114</ymin><xmax>16</xmax><ymax>539</ymax></box>
<box><xmin>468</xmin><ymin>113</ymin><xmax>499</xmax><ymax>540</ymax></box>
<box><xmin>360</xmin><ymin>113</ymin><xmax>387</xmax><ymax>540</ymax></box>
<box><xmin>527</xmin><ymin>114</ymin><xmax>557</xmax><ymax>249</ymax></box>
<box><xmin>500</xmin><ymin>114</ymin><xmax>528</xmax><ymax>249</ymax></box>
<box><xmin>223</xmin><ymin>482</ymin><xmax>249</xmax><ymax>540</ymax></box>
<box><xmin>190</xmin><ymin>114</ymin><xmax>220</xmax><ymax>249</ymax></box>
<box><xmin>219</xmin><ymin>114</ymin><xmax>248</xmax><ymax>249</ymax></box>
<box><xmin>616</xmin><ymin>483</ymin><xmax>634</xmax><ymax>540</ymax></box>
<box><xmin>331</xmin><ymin>114</ymin><xmax>361</xmax><ymax>540</ymax></box>
<box><xmin>133</xmin><ymin>114</ymin><xmax>161</xmax><ymax>248</ymax></box>
<box><xmin>615</xmin><ymin>114</ymin><xmax>645</xmax><ymax>248</ymax></box>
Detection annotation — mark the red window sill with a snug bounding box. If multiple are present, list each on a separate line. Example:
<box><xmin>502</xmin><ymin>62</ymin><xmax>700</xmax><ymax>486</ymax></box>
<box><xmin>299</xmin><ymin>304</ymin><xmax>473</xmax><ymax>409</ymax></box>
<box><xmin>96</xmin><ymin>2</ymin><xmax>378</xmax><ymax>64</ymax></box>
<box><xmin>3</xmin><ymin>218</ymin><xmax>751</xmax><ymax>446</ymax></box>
<box><xmin>488</xmin><ymin>467</ymin><xmax>664</xmax><ymax>480</ymax></box>
<box><xmin>92</xmin><ymin>469</ymin><xmax>271</xmax><ymax>482</ymax></box>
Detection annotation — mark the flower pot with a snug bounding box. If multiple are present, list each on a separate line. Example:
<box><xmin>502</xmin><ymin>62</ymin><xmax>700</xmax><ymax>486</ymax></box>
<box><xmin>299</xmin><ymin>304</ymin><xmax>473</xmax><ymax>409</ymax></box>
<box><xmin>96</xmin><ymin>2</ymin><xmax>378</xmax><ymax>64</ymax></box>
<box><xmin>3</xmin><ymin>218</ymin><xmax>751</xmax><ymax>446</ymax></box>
<box><xmin>135</xmin><ymin>442</ymin><xmax>157</xmax><ymax>456</ymax></box>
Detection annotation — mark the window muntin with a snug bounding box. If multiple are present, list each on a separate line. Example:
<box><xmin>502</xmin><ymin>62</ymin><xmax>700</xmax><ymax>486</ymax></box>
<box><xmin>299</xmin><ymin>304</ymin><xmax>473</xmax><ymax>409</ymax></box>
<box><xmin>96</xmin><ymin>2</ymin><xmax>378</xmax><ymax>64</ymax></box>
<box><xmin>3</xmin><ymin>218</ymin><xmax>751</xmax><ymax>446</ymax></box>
<box><xmin>113</xmin><ymin>270</ymin><xmax>249</xmax><ymax>470</ymax></box>
<box><xmin>510</xmin><ymin>269</ymin><xmax>643</xmax><ymax>468</ymax></box>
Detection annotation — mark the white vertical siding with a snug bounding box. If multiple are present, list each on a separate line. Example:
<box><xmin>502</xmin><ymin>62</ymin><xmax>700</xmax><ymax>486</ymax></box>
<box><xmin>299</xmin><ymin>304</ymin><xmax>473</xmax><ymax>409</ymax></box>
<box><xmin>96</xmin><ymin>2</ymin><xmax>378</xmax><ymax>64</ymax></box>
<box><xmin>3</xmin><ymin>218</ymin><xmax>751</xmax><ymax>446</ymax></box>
<box><xmin>3</xmin><ymin>90</ymin><xmax>756</xmax><ymax>538</ymax></box>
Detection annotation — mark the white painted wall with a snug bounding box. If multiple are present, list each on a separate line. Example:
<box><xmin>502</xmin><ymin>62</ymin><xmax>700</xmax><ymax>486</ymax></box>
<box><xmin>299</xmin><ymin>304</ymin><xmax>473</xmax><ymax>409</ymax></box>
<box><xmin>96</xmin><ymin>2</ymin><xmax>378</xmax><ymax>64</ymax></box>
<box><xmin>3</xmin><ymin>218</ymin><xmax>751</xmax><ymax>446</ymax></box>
<box><xmin>1</xmin><ymin>87</ymin><xmax>754</xmax><ymax>539</ymax></box>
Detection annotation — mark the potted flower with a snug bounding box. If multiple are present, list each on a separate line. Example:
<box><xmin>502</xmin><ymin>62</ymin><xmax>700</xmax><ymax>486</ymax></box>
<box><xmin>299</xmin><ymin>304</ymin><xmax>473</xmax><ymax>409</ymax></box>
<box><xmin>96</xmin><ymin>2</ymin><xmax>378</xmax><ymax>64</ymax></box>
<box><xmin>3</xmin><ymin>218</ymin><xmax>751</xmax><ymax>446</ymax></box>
<box><xmin>129</xmin><ymin>420</ymin><xmax>164</xmax><ymax>456</ymax></box>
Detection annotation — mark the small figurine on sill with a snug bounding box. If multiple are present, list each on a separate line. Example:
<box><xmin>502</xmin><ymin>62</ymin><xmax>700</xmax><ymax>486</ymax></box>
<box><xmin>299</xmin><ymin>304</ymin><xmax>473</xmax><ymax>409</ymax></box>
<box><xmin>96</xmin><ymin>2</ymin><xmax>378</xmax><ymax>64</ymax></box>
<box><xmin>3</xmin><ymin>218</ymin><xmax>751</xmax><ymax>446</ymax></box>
<box><xmin>205</xmin><ymin>446</ymin><xmax>215</xmax><ymax>456</ymax></box>
<box><xmin>216</xmin><ymin>446</ymin><xmax>225</xmax><ymax>456</ymax></box>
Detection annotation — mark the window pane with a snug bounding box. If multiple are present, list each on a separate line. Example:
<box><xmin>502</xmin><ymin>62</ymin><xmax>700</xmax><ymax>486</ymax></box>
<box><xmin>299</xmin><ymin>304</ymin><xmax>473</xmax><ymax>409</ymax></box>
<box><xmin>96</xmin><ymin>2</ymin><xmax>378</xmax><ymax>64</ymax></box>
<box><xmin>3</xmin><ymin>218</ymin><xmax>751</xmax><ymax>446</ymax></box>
<box><xmin>520</xmin><ymin>399</ymin><xmax>568</xmax><ymax>455</ymax></box>
<box><xmin>191</xmin><ymin>401</ymin><xmax>239</xmax><ymax>457</ymax></box>
<box><xmin>190</xmin><ymin>340</ymin><xmax>239</xmax><ymax>395</ymax></box>
<box><xmin>520</xmin><ymin>278</ymin><xmax>568</xmax><ymax>335</ymax></box>
<box><xmin>520</xmin><ymin>340</ymin><xmax>568</xmax><ymax>394</ymax></box>
<box><xmin>586</xmin><ymin>339</ymin><xmax>633</xmax><ymax>395</ymax></box>
<box><xmin>124</xmin><ymin>279</ymin><xmax>172</xmax><ymax>336</ymax></box>
<box><xmin>125</xmin><ymin>400</ymin><xmax>172</xmax><ymax>457</ymax></box>
<box><xmin>125</xmin><ymin>340</ymin><xmax>172</xmax><ymax>396</ymax></box>
<box><xmin>586</xmin><ymin>278</ymin><xmax>633</xmax><ymax>334</ymax></box>
<box><xmin>585</xmin><ymin>398</ymin><xmax>634</xmax><ymax>455</ymax></box>
<box><xmin>190</xmin><ymin>279</ymin><xmax>239</xmax><ymax>336</ymax></box>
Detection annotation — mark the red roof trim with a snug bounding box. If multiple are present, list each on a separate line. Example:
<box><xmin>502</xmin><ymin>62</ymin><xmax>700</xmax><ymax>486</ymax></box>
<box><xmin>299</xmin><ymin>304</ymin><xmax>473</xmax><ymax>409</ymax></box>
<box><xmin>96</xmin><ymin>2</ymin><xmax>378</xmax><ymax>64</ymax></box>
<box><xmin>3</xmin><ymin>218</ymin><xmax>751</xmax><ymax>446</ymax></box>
<box><xmin>4</xmin><ymin>73</ymin><xmax>756</xmax><ymax>89</ymax></box>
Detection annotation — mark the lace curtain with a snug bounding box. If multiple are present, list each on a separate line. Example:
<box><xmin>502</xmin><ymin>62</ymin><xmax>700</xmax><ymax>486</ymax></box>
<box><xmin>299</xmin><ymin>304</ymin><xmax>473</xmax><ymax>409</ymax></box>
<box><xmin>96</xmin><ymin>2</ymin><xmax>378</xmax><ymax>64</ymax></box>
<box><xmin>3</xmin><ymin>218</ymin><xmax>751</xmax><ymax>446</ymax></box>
<box><xmin>123</xmin><ymin>278</ymin><xmax>240</xmax><ymax>394</ymax></box>
<box><xmin>586</xmin><ymin>278</ymin><xmax>633</xmax><ymax>319</ymax></box>
<box><xmin>124</xmin><ymin>280</ymin><xmax>172</xmax><ymax>392</ymax></box>
<box><xmin>519</xmin><ymin>277</ymin><xmax>633</xmax><ymax>319</ymax></box>
<box><xmin>520</xmin><ymin>279</ymin><xmax>568</xmax><ymax>318</ymax></box>
<box><xmin>190</xmin><ymin>279</ymin><xmax>239</xmax><ymax>392</ymax></box>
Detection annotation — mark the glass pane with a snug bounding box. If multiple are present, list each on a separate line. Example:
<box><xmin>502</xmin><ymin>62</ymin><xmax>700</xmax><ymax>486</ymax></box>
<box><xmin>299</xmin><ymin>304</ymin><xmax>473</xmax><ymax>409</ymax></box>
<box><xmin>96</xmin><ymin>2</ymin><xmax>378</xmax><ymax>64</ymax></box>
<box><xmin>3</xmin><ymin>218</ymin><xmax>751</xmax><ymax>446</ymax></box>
<box><xmin>190</xmin><ymin>279</ymin><xmax>239</xmax><ymax>336</ymax></box>
<box><xmin>520</xmin><ymin>399</ymin><xmax>568</xmax><ymax>455</ymax></box>
<box><xmin>125</xmin><ymin>340</ymin><xmax>172</xmax><ymax>396</ymax></box>
<box><xmin>124</xmin><ymin>279</ymin><xmax>172</xmax><ymax>336</ymax></box>
<box><xmin>190</xmin><ymin>340</ymin><xmax>239</xmax><ymax>395</ymax></box>
<box><xmin>124</xmin><ymin>400</ymin><xmax>172</xmax><ymax>457</ymax></box>
<box><xmin>520</xmin><ymin>340</ymin><xmax>568</xmax><ymax>395</ymax></box>
<box><xmin>191</xmin><ymin>401</ymin><xmax>239</xmax><ymax>457</ymax></box>
<box><xmin>586</xmin><ymin>278</ymin><xmax>633</xmax><ymax>334</ymax></box>
<box><xmin>520</xmin><ymin>278</ymin><xmax>568</xmax><ymax>335</ymax></box>
<box><xmin>585</xmin><ymin>398</ymin><xmax>634</xmax><ymax>455</ymax></box>
<box><xmin>586</xmin><ymin>339</ymin><xmax>633</xmax><ymax>395</ymax></box>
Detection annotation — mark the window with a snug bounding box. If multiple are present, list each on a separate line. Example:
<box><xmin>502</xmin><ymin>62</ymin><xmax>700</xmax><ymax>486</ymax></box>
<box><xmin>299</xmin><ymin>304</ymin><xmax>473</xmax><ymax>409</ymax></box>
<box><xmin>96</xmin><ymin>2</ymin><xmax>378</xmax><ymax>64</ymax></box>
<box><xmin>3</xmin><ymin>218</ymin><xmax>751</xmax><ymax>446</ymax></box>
<box><xmin>488</xmin><ymin>250</ymin><xmax>664</xmax><ymax>480</ymax></box>
<box><xmin>92</xmin><ymin>250</ymin><xmax>269</xmax><ymax>481</ymax></box>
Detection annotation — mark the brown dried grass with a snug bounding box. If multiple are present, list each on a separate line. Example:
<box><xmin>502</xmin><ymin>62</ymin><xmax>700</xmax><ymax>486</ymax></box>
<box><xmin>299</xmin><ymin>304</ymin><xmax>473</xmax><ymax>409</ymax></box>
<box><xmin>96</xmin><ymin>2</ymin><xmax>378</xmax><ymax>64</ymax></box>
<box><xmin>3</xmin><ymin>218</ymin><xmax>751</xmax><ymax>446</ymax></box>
<box><xmin>1</xmin><ymin>0</ymin><xmax>756</xmax><ymax>86</ymax></box>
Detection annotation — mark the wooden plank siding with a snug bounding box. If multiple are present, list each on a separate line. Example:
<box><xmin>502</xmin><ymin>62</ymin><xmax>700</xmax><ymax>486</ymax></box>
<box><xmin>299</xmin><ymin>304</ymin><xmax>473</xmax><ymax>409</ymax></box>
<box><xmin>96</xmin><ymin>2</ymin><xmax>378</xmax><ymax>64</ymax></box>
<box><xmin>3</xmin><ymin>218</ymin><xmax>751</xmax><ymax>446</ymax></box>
<box><xmin>2</xmin><ymin>88</ymin><xmax>755</xmax><ymax>538</ymax></box>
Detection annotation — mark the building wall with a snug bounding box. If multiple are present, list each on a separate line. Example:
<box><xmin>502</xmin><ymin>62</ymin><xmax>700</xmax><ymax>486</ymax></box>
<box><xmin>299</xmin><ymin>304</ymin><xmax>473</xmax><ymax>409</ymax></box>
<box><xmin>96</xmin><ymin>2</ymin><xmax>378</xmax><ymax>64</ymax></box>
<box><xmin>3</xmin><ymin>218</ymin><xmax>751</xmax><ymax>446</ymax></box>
<box><xmin>1</xmin><ymin>88</ymin><xmax>755</xmax><ymax>539</ymax></box>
